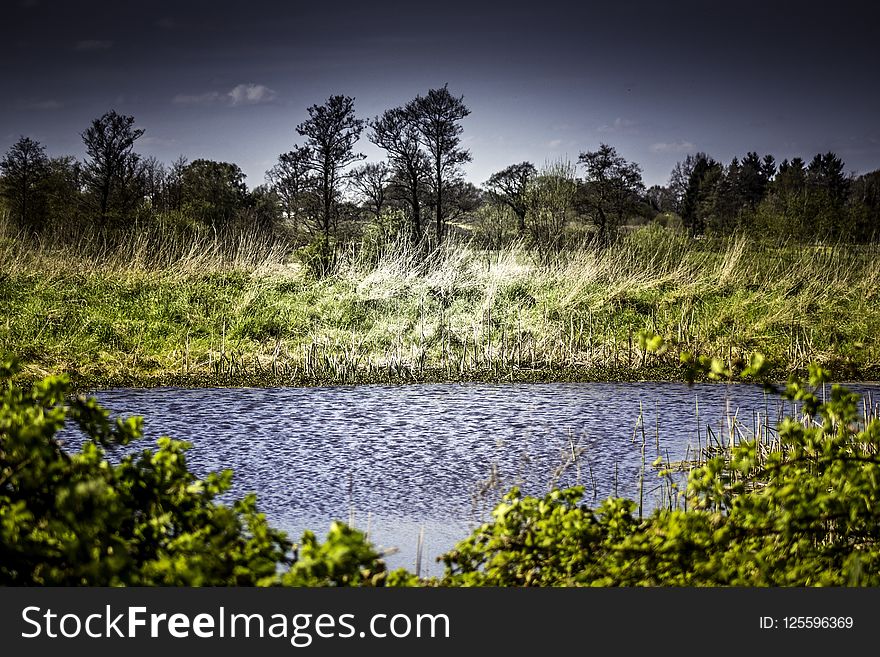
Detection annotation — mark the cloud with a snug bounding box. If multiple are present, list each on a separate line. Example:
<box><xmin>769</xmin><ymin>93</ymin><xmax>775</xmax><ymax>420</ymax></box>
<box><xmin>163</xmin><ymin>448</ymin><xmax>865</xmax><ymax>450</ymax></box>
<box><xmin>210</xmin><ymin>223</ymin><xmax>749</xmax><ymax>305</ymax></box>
<box><xmin>172</xmin><ymin>83</ymin><xmax>277</xmax><ymax>107</ymax></box>
<box><xmin>547</xmin><ymin>139</ymin><xmax>563</xmax><ymax>148</ymax></box>
<box><xmin>650</xmin><ymin>140</ymin><xmax>696</xmax><ymax>154</ymax></box>
<box><xmin>598</xmin><ymin>117</ymin><xmax>639</xmax><ymax>134</ymax></box>
<box><xmin>75</xmin><ymin>40</ymin><xmax>113</xmax><ymax>51</ymax></box>
<box><xmin>228</xmin><ymin>83</ymin><xmax>277</xmax><ymax>106</ymax></box>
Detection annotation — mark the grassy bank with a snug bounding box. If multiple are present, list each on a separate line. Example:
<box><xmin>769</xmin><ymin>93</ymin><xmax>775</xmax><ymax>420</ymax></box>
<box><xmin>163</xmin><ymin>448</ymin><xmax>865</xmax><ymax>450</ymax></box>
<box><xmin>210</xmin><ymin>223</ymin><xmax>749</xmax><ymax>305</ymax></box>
<box><xmin>2</xmin><ymin>221</ymin><xmax>880</xmax><ymax>388</ymax></box>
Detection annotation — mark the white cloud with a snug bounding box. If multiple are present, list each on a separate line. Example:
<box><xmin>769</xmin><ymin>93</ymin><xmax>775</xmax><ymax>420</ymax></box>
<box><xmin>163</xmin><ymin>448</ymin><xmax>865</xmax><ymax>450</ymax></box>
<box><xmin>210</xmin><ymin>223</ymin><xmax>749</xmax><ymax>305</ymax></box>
<box><xmin>75</xmin><ymin>40</ymin><xmax>113</xmax><ymax>51</ymax></box>
<box><xmin>172</xmin><ymin>83</ymin><xmax>277</xmax><ymax>107</ymax></box>
<box><xmin>228</xmin><ymin>83</ymin><xmax>277</xmax><ymax>106</ymax></box>
<box><xmin>650</xmin><ymin>140</ymin><xmax>696</xmax><ymax>154</ymax></box>
<box><xmin>547</xmin><ymin>139</ymin><xmax>563</xmax><ymax>148</ymax></box>
<box><xmin>598</xmin><ymin>117</ymin><xmax>639</xmax><ymax>134</ymax></box>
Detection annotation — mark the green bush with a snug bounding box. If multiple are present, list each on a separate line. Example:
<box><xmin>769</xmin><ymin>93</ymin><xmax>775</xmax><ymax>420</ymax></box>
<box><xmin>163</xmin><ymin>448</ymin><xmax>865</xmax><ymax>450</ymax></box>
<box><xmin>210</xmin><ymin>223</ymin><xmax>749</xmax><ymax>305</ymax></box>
<box><xmin>440</xmin><ymin>360</ymin><xmax>880</xmax><ymax>585</ymax></box>
<box><xmin>0</xmin><ymin>358</ymin><xmax>386</xmax><ymax>586</ymax></box>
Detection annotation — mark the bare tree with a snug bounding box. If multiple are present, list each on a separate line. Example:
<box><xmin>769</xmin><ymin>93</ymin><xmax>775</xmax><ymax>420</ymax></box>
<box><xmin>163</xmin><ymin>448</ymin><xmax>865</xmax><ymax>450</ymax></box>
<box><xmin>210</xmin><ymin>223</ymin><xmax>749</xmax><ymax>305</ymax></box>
<box><xmin>81</xmin><ymin>110</ymin><xmax>144</xmax><ymax>221</ymax></box>
<box><xmin>369</xmin><ymin>107</ymin><xmax>430</xmax><ymax>242</ymax></box>
<box><xmin>406</xmin><ymin>85</ymin><xmax>471</xmax><ymax>244</ymax></box>
<box><xmin>442</xmin><ymin>180</ymin><xmax>482</xmax><ymax>229</ymax></box>
<box><xmin>296</xmin><ymin>95</ymin><xmax>365</xmax><ymax>240</ymax></box>
<box><xmin>350</xmin><ymin>161</ymin><xmax>391</xmax><ymax>225</ymax></box>
<box><xmin>164</xmin><ymin>155</ymin><xmax>188</xmax><ymax>212</ymax></box>
<box><xmin>140</xmin><ymin>156</ymin><xmax>166</xmax><ymax>211</ymax></box>
<box><xmin>525</xmin><ymin>159</ymin><xmax>579</xmax><ymax>252</ymax></box>
<box><xmin>484</xmin><ymin>161</ymin><xmax>536</xmax><ymax>233</ymax></box>
<box><xmin>266</xmin><ymin>146</ymin><xmax>315</xmax><ymax>234</ymax></box>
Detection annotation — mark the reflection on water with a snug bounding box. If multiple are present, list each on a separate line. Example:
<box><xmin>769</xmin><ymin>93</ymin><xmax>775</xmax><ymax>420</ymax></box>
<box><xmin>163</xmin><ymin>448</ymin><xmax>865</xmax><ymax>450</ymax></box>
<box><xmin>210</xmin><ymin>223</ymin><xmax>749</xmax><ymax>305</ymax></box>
<box><xmin>58</xmin><ymin>381</ymin><xmax>880</xmax><ymax>577</ymax></box>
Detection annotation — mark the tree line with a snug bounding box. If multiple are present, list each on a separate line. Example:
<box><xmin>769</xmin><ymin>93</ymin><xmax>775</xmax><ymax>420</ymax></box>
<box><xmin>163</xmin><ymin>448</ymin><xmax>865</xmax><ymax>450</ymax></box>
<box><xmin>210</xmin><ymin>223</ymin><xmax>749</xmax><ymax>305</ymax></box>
<box><xmin>652</xmin><ymin>150</ymin><xmax>880</xmax><ymax>241</ymax></box>
<box><xmin>2</xmin><ymin>85</ymin><xmax>879</xmax><ymax>251</ymax></box>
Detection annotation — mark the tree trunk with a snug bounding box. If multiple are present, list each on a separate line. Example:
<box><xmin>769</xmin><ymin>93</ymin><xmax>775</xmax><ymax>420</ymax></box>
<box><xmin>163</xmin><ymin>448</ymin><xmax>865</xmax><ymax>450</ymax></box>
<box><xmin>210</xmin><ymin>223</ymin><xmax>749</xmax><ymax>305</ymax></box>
<box><xmin>323</xmin><ymin>168</ymin><xmax>331</xmax><ymax>240</ymax></box>
<box><xmin>100</xmin><ymin>179</ymin><xmax>110</xmax><ymax>220</ymax></box>
<box><xmin>20</xmin><ymin>175</ymin><xmax>27</xmax><ymax>226</ymax></box>
<box><xmin>435</xmin><ymin>162</ymin><xmax>443</xmax><ymax>245</ymax></box>
<box><xmin>408</xmin><ymin>167</ymin><xmax>421</xmax><ymax>243</ymax></box>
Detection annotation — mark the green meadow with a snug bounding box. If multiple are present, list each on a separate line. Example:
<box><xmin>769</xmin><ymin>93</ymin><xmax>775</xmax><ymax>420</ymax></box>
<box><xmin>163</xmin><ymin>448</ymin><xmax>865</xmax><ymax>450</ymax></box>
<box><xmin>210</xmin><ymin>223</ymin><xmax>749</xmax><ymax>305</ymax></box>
<box><xmin>3</xmin><ymin>220</ymin><xmax>879</xmax><ymax>389</ymax></box>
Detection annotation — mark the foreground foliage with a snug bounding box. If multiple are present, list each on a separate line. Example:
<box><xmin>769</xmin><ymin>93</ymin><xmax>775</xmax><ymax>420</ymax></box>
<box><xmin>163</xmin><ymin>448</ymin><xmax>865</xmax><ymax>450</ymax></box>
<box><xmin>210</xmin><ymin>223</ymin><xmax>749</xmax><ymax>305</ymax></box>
<box><xmin>3</xmin><ymin>352</ymin><xmax>880</xmax><ymax>586</ymax></box>
<box><xmin>0</xmin><ymin>359</ymin><xmax>386</xmax><ymax>586</ymax></box>
<box><xmin>440</xmin><ymin>362</ymin><xmax>880</xmax><ymax>585</ymax></box>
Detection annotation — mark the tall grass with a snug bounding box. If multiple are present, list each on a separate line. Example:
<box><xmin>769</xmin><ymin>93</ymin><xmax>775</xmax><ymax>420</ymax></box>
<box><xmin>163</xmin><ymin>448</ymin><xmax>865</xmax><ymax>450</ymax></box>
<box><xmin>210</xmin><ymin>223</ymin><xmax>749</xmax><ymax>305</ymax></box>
<box><xmin>2</xmin><ymin>218</ymin><xmax>879</xmax><ymax>387</ymax></box>
<box><xmin>0</xmin><ymin>212</ymin><xmax>292</xmax><ymax>275</ymax></box>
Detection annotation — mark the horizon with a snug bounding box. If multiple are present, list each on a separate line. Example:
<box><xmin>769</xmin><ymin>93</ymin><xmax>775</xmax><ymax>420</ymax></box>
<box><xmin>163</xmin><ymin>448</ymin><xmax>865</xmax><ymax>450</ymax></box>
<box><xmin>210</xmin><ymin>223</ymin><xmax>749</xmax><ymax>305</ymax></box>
<box><xmin>2</xmin><ymin>0</ymin><xmax>879</xmax><ymax>189</ymax></box>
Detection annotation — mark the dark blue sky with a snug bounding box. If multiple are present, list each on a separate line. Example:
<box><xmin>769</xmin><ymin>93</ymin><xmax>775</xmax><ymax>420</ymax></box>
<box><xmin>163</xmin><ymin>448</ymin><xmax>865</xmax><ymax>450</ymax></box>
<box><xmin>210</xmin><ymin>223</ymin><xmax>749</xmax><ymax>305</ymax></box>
<box><xmin>2</xmin><ymin>0</ymin><xmax>878</xmax><ymax>188</ymax></box>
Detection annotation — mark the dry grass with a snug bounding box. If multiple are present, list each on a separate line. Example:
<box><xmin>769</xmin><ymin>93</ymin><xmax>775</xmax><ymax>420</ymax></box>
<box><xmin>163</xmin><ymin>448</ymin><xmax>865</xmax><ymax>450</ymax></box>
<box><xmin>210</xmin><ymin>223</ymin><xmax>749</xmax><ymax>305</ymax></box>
<box><xmin>2</xmin><ymin>216</ymin><xmax>879</xmax><ymax>387</ymax></box>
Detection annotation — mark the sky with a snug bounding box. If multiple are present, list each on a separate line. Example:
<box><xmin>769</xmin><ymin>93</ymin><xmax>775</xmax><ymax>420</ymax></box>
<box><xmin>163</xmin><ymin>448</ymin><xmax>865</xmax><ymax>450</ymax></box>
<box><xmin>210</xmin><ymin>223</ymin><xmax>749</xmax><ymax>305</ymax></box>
<box><xmin>2</xmin><ymin>0</ymin><xmax>879</xmax><ymax>189</ymax></box>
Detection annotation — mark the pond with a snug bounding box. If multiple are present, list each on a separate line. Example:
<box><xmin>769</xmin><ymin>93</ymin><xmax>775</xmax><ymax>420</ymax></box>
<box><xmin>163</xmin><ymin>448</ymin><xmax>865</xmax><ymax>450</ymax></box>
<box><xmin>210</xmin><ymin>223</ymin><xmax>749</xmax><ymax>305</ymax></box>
<box><xmin>58</xmin><ymin>381</ymin><xmax>880</xmax><ymax>577</ymax></box>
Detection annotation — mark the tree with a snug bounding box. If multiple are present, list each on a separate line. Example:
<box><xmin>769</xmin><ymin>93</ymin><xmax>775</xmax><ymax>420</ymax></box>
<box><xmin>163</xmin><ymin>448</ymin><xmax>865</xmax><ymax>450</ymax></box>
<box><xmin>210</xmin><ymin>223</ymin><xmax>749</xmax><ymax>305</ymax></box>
<box><xmin>737</xmin><ymin>151</ymin><xmax>773</xmax><ymax>212</ymax></box>
<box><xmin>849</xmin><ymin>169</ymin><xmax>880</xmax><ymax>241</ymax></box>
<box><xmin>180</xmin><ymin>159</ymin><xmax>248</xmax><ymax>229</ymax></box>
<box><xmin>406</xmin><ymin>85</ymin><xmax>471</xmax><ymax>244</ymax></box>
<box><xmin>484</xmin><ymin>162</ymin><xmax>536</xmax><ymax>234</ymax></box>
<box><xmin>705</xmin><ymin>158</ymin><xmax>741</xmax><ymax>234</ymax></box>
<box><xmin>81</xmin><ymin>110</ymin><xmax>145</xmax><ymax>221</ymax></box>
<box><xmin>140</xmin><ymin>156</ymin><xmax>166</xmax><ymax>212</ymax></box>
<box><xmin>350</xmin><ymin>161</ymin><xmax>391</xmax><ymax>225</ymax></box>
<box><xmin>296</xmin><ymin>95</ymin><xmax>365</xmax><ymax>240</ymax></box>
<box><xmin>441</xmin><ymin>180</ymin><xmax>482</xmax><ymax>232</ymax></box>
<box><xmin>804</xmin><ymin>152</ymin><xmax>852</xmax><ymax>238</ymax></box>
<box><xmin>42</xmin><ymin>155</ymin><xmax>84</xmax><ymax>230</ymax></box>
<box><xmin>668</xmin><ymin>153</ymin><xmax>703</xmax><ymax>214</ymax></box>
<box><xmin>243</xmin><ymin>184</ymin><xmax>283</xmax><ymax>233</ymax></box>
<box><xmin>702</xmin><ymin>152</ymin><xmax>777</xmax><ymax>234</ymax></box>
<box><xmin>369</xmin><ymin>107</ymin><xmax>431</xmax><ymax>242</ymax></box>
<box><xmin>163</xmin><ymin>155</ymin><xmax>189</xmax><ymax>213</ymax></box>
<box><xmin>756</xmin><ymin>157</ymin><xmax>809</xmax><ymax>238</ymax></box>
<box><xmin>775</xmin><ymin>157</ymin><xmax>807</xmax><ymax>196</ymax></box>
<box><xmin>525</xmin><ymin>159</ymin><xmax>579</xmax><ymax>253</ymax></box>
<box><xmin>577</xmin><ymin>144</ymin><xmax>644</xmax><ymax>246</ymax></box>
<box><xmin>645</xmin><ymin>184</ymin><xmax>676</xmax><ymax>214</ymax></box>
<box><xmin>680</xmin><ymin>153</ymin><xmax>722</xmax><ymax>235</ymax></box>
<box><xmin>807</xmin><ymin>152</ymin><xmax>849</xmax><ymax>205</ymax></box>
<box><xmin>0</xmin><ymin>136</ymin><xmax>49</xmax><ymax>230</ymax></box>
<box><xmin>266</xmin><ymin>146</ymin><xmax>316</xmax><ymax>236</ymax></box>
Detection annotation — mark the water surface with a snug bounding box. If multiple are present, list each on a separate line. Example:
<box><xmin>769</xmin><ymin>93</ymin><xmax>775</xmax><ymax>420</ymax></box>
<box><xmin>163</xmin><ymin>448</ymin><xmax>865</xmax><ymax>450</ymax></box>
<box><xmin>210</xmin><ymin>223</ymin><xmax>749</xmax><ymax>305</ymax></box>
<box><xmin>59</xmin><ymin>381</ymin><xmax>880</xmax><ymax>577</ymax></box>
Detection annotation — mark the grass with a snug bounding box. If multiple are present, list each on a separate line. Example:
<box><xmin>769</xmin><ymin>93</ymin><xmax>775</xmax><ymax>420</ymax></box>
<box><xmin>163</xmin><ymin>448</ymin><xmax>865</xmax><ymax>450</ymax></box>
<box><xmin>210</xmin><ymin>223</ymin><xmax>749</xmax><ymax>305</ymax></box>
<box><xmin>2</xmin><ymin>216</ymin><xmax>880</xmax><ymax>389</ymax></box>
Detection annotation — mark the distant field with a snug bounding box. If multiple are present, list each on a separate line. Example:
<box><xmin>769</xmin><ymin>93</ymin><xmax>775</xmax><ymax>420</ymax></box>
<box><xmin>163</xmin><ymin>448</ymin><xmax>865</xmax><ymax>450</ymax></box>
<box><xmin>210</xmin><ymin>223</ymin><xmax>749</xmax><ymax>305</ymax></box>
<box><xmin>2</xmin><ymin>223</ymin><xmax>879</xmax><ymax>388</ymax></box>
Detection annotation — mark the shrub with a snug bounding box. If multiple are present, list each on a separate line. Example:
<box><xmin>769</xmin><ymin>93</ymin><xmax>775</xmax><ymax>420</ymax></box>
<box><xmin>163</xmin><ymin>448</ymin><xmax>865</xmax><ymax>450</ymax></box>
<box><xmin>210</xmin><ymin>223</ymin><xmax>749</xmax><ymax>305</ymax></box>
<box><xmin>440</xmin><ymin>358</ymin><xmax>880</xmax><ymax>585</ymax></box>
<box><xmin>0</xmin><ymin>358</ymin><xmax>386</xmax><ymax>586</ymax></box>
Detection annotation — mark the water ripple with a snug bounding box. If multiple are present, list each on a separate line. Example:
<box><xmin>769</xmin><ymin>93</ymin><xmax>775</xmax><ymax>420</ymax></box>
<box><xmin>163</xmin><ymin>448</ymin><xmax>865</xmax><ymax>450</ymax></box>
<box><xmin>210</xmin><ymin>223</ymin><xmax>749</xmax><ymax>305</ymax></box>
<box><xmin>58</xmin><ymin>381</ymin><xmax>880</xmax><ymax>576</ymax></box>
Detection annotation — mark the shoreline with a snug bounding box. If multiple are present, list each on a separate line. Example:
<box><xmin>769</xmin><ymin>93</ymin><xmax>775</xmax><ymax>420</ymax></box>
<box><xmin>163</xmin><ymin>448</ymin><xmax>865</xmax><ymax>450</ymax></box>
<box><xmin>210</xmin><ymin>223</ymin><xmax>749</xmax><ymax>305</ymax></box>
<box><xmin>15</xmin><ymin>361</ymin><xmax>880</xmax><ymax>393</ymax></box>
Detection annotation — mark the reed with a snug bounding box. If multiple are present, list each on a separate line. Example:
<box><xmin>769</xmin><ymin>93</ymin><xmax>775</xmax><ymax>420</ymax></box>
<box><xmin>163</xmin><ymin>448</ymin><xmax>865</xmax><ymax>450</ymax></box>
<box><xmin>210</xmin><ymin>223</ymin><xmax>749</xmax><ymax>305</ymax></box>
<box><xmin>653</xmin><ymin>387</ymin><xmax>880</xmax><ymax>512</ymax></box>
<box><xmin>3</xmin><ymin>220</ymin><xmax>880</xmax><ymax>388</ymax></box>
